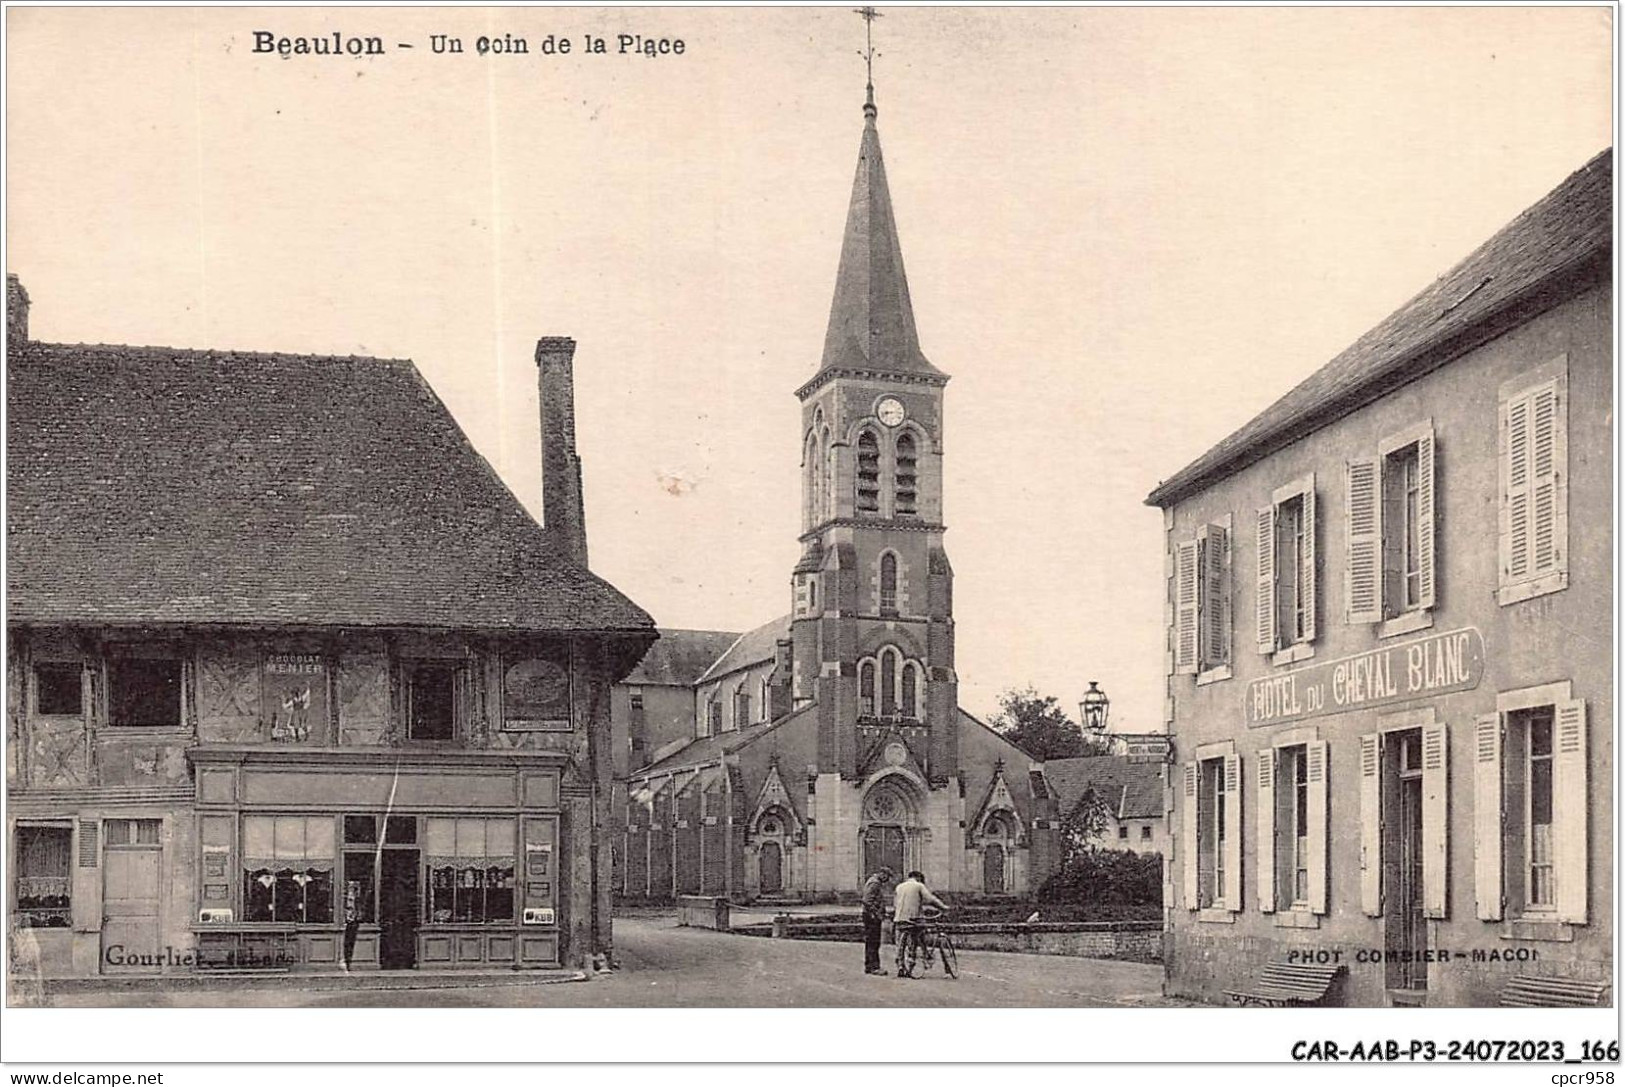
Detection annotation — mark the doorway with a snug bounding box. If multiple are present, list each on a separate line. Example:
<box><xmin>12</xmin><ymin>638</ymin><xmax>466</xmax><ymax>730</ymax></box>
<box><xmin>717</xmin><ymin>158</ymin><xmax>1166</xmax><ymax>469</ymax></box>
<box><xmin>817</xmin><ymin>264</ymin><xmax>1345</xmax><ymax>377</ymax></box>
<box><xmin>863</xmin><ymin>826</ymin><xmax>904</xmax><ymax>879</ymax></box>
<box><xmin>1383</xmin><ymin>729</ymin><xmax>1427</xmax><ymax>992</ymax></box>
<box><xmin>984</xmin><ymin>844</ymin><xmax>1006</xmax><ymax>893</ymax></box>
<box><xmin>101</xmin><ymin>819</ymin><xmax>162</xmax><ymax>974</ymax></box>
<box><xmin>379</xmin><ymin>849</ymin><xmax>419</xmax><ymax>970</ymax></box>
<box><xmin>759</xmin><ymin>842</ymin><xmax>783</xmax><ymax>894</ymax></box>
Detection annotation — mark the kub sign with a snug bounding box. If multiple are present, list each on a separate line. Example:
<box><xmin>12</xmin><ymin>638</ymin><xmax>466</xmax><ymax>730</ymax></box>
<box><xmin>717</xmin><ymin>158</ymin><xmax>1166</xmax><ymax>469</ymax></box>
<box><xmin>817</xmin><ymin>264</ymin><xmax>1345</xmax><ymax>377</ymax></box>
<box><xmin>1246</xmin><ymin>627</ymin><xmax>1484</xmax><ymax>727</ymax></box>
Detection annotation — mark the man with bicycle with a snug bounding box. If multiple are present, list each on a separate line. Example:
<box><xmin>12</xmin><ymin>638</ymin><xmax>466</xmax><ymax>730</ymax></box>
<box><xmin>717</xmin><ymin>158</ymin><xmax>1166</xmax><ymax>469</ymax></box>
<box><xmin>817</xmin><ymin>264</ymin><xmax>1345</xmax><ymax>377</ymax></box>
<box><xmin>891</xmin><ymin>869</ymin><xmax>946</xmax><ymax>979</ymax></box>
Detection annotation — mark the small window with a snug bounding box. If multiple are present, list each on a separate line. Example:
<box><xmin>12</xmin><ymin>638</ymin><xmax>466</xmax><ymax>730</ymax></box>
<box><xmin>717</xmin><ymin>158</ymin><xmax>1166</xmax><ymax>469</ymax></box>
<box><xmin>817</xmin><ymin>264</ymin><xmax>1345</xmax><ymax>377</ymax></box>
<box><xmin>859</xmin><ymin>661</ymin><xmax>876</xmax><ymax>717</ymax></box>
<box><xmin>409</xmin><ymin>665</ymin><xmax>458</xmax><ymax>741</ymax></box>
<box><xmin>707</xmin><ymin>699</ymin><xmax>722</xmax><ymax>737</ymax></box>
<box><xmin>15</xmin><ymin>825</ymin><xmax>72</xmax><ymax>928</ymax></box>
<box><xmin>108</xmin><ymin>658</ymin><xmax>181</xmax><ymax>727</ymax></box>
<box><xmin>879</xmin><ymin>553</ymin><xmax>898</xmax><ymax>615</ymax></box>
<box><xmin>384</xmin><ymin>816</ymin><xmax>417</xmax><ymax>845</ymax></box>
<box><xmin>343</xmin><ymin>815</ymin><xmax>378</xmax><ymax>845</ymax></box>
<box><xmin>34</xmin><ymin>664</ymin><xmax>83</xmax><ymax>716</ymax></box>
<box><xmin>104</xmin><ymin>818</ymin><xmax>160</xmax><ymax>846</ymax></box>
<box><xmin>1140</xmin><ymin>825</ymin><xmax>1153</xmax><ymax>842</ymax></box>
<box><xmin>1117</xmin><ymin>825</ymin><xmax>1129</xmax><ymax>840</ymax></box>
<box><xmin>901</xmin><ymin>663</ymin><xmax>919</xmax><ymax>719</ymax></box>
<box><xmin>628</xmin><ymin>688</ymin><xmax>644</xmax><ymax>712</ymax></box>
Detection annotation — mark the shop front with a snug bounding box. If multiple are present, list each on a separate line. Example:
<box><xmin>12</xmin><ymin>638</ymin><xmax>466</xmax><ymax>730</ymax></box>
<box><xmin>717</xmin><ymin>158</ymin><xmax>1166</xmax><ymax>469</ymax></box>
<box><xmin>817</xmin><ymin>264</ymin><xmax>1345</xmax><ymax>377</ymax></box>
<box><xmin>188</xmin><ymin>747</ymin><xmax>567</xmax><ymax>971</ymax></box>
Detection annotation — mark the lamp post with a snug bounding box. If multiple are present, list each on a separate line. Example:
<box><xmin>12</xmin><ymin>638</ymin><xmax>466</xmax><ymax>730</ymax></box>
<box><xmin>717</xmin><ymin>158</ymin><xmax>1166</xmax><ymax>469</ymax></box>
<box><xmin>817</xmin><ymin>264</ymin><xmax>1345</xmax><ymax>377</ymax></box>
<box><xmin>1079</xmin><ymin>681</ymin><xmax>1110</xmax><ymax>736</ymax></box>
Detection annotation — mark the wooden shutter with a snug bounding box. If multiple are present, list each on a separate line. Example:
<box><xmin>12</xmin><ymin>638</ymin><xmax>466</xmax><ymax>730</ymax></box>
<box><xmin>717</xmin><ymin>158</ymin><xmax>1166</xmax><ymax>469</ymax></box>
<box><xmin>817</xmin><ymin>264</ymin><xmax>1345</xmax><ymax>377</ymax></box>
<box><xmin>1300</xmin><ymin>483</ymin><xmax>1317</xmax><ymax>641</ymax></box>
<box><xmin>1473</xmin><ymin>713</ymin><xmax>1504</xmax><ymax>921</ymax></box>
<box><xmin>1198</xmin><ymin>525</ymin><xmax>1229</xmax><ymax>669</ymax></box>
<box><xmin>1255</xmin><ymin>506</ymin><xmax>1276</xmax><ymax>654</ymax></box>
<box><xmin>1222</xmin><ymin>753</ymin><xmax>1242</xmax><ymax>911</ymax></box>
<box><xmin>1181</xmin><ymin>762</ymin><xmax>1199</xmax><ymax>910</ymax></box>
<box><xmin>1174</xmin><ymin>539</ymin><xmax>1199</xmax><ymax>675</ymax></box>
<box><xmin>1346</xmin><ymin>458</ymin><xmax>1382</xmax><ymax>623</ymax></box>
<box><xmin>1503</xmin><ymin>390</ymin><xmax>1533</xmax><ymax>583</ymax></box>
<box><xmin>1529</xmin><ymin>384</ymin><xmax>1562</xmax><ymax>576</ymax></box>
<box><xmin>1415</xmin><ymin>429</ymin><xmax>1437</xmax><ymax>609</ymax></box>
<box><xmin>1306</xmin><ymin>741</ymin><xmax>1329</xmax><ymax>915</ymax></box>
<box><xmin>1359</xmin><ymin>733</ymin><xmax>1382</xmax><ymax>917</ymax></box>
<box><xmin>1421</xmin><ymin>721</ymin><xmax>1448</xmax><ymax>919</ymax></box>
<box><xmin>1553</xmin><ymin>700</ymin><xmax>1588</xmax><ymax>924</ymax></box>
<box><xmin>1256</xmin><ymin>749</ymin><xmax>1276</xmax><ymax>913</ymax></box>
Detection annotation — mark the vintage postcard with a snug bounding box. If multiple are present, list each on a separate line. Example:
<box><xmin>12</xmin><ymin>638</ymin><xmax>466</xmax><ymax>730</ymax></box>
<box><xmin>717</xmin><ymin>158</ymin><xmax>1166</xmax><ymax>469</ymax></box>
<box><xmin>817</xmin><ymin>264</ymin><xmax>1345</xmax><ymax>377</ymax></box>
<box><xmin>1</xmin><ymin>3</ymin><xmax>1616</xmax><ymax>1073</ymax></box>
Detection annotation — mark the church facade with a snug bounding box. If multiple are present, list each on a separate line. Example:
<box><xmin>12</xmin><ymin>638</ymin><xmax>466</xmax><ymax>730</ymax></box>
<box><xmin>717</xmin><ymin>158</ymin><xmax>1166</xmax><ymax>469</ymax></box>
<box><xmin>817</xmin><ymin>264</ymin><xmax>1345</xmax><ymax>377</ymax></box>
<box><xmin>619</xmin><ymin>92</ymin><xmax>1053</xmax><ymax>901</ymax></box>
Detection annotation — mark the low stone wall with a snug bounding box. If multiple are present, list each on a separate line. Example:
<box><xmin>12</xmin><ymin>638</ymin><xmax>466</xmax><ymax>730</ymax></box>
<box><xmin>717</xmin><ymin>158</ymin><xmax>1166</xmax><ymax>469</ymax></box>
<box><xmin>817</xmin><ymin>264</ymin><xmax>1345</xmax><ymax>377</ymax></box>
<box><xmin>675</xmin><ymin>896</ymin><xmax>730</xmax><ymax>931</ymax></box>
<box><xmin>733</xmin><ymin>918</ymin><xmax>1163</xmax><ymax>963</ymax></box>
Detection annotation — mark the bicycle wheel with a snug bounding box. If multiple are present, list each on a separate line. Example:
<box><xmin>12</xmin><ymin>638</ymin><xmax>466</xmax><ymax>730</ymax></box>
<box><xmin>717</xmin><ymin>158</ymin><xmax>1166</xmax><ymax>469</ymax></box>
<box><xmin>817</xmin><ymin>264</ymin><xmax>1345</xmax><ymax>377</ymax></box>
<box><xmin>938</xmin><ymin>935</ymin><xmax>958</xmax><ymax>979</ymax></box>
<box><xmin>917</xmin><ymin>934</ymin><xmax>936</xmax><ymax>974</ymax></box>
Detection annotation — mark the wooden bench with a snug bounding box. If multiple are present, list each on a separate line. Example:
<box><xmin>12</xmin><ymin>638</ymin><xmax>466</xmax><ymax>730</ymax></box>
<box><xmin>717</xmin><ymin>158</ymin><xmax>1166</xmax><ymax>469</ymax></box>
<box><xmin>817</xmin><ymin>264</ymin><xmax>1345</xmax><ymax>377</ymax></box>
<box><xmin>1225</xmin><ymin>962</ymin><xmax>1346</xmax><ymax>1007</ymax></box>
<box><xmin>1500</xmin><ymin>975</ymin><xmax>1610</xmax><ymax>1007</ymax></box>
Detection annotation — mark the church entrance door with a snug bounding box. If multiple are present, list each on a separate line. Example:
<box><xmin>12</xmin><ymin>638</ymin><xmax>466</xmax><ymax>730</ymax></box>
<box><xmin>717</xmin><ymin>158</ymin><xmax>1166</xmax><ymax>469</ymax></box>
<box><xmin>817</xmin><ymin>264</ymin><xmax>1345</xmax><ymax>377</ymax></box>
<box><xmin>864</xmin><ymin>826</ymin><xmax>905</xmax><ymax>879</ymax></box>
<box><xmin>759</xmin><ymin>842</ymin><xmax>783</xmax><ymax>894</ymax></box>
<box><xmin>983</xmin><ymin>843</ymin><xmax>1006</xmax><ymax>893</ymax></box>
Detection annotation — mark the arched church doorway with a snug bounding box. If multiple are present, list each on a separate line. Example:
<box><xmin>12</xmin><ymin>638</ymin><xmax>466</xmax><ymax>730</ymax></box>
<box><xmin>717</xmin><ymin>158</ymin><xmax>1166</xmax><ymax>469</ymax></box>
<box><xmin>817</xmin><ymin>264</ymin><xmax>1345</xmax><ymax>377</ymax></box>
<box><xmin>759</xmin><ymin>841</ymin><xmax>783</xmax><ymax>894</ymax></box>
<box><xmin>983</xmin><ymin>843</ymin><xmax>1006</xmax><ymax>893</ymax></box>
<box><xmin>755</xmin><ymin>809</ymin><xmax>791</xmax><ymax>895</ymax></box>
<box><xmin>980</xmin><ymin>812</ymin><xmax>1016</xmax><ymax>893</ymax></box>
<box><xmin>861</xmin><ymin>776</ymin><xmax>921</xmax><ymax>881</ymax></box>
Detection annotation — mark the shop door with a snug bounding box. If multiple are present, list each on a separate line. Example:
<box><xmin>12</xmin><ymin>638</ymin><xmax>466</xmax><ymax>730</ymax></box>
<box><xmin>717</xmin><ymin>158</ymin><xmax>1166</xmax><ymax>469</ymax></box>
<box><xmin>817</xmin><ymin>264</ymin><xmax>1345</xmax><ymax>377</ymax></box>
<box><xmin>102</xmin><ymin>833</ymin><xmax>162</xmax><ymax>974</ymax></box>
<box><xmin>759</xmin><ymin>842</ymin><xmax>782</xmax><ymax>894</ymax></box>
<box><xmin>863</xmin><ymin>826</ymin><xmax>904</xmax><ymax>880</ymax></box>
<box><xmin>983</xmin><ymin>844</ymin><xmax>1006</xmax><ymax>893</ymax></box>
<box><xmin>380</xmin><ymin>850</ymin><xmax>419</xmax><ymax>970</ymax></box>
<box><xmin>1384</xmin><ymin>732</ymin><xmax>1427</xmax><ymax>992</ymax></box>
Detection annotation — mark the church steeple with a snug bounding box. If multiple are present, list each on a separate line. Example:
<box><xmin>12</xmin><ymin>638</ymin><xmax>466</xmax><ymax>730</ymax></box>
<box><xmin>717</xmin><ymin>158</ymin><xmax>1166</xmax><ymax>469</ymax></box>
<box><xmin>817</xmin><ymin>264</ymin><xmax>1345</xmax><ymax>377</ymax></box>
<box><xmin>813</xmin><ymin>48</ymin><xmax>943</xmax><ymax>383</ymax></box>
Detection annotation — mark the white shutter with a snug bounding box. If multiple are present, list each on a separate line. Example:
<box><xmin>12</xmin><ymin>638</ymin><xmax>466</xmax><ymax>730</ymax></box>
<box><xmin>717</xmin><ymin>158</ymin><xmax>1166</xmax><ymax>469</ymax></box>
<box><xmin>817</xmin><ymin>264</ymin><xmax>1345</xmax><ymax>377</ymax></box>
<box><xmin>1553</xmin><ymin>700</ymin><xmax>1588</xmax><ymax>924</ymax></box>
<box><xmin>1200</xmin><ymin>525</ymin><xmax>1229</xmax><ymax>669</ymax></box>
<box><xmin>1256</xmin><ymin>749</ymin><xmax>1276</xmax><ymax>913</ymax></box>
<box><xmin>1222</xmin><ymin>753</ymin><xmax>1242</xmax><ymax>912</ymax></box>
<box><xmin>1415</xmin><ymin>429</ymin><xmax>1437</xmax><ymax>610</ymax></box>
<box><xmin>1306</xmin><ymin>740</ymin><xmax>1329</xmax><ymax>915</ymax></box>
<box><xmin>1503</xmin><ymin>391</ymin><xmax>1533</xmax><ymax>583</ymax></box>
<box><xmin>1359</xmin><ymin>733</ymin><xmax>1383</xmax><ymax>917</ymax></box>
<box><xmin>1422</xmin><ymin>721</ymin><xmax>1448</xmax><ymax>919</ymax></box>
<box><xmin>1473</xmin><ymin>713</ymin><xmax>1504</xmax><ymax>921</ymax></box>
<box><xmin>1255</xmin><ymin>506</ymin><xmax>1276</xmax><ymax>655</ymax></box>
<box><xmin>1529</xmin><ymin>384</ymin><xmax>1560</xmax><ymax>576</ymax></box>
<box><xmin>1182</xmin><ymin>762</ymin><xmax>1199</xmax><ymax>910</ymax></box>
<box><xmin>1345</xmin><ymin>458</ymin><xmax>1382</xmax><ymax>623</ymax></box>
<box><xmin>1300</xmin><ymin>483</ymin><xmax>1317</xmax><ymax>641</ymax></box>
<box><xmin>1174</xmin><ymin>540</ymin><xmax>1199</xmax><ymax>675</ymax></box>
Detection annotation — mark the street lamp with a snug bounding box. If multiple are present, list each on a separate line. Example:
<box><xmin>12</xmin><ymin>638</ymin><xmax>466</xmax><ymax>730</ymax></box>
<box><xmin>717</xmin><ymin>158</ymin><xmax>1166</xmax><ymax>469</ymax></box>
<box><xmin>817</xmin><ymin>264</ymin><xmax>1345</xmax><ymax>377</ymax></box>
<box><xmin>1079</xmin><ymin>681</ymin><xmax>1110</xmax><ymax>734</ymax></box>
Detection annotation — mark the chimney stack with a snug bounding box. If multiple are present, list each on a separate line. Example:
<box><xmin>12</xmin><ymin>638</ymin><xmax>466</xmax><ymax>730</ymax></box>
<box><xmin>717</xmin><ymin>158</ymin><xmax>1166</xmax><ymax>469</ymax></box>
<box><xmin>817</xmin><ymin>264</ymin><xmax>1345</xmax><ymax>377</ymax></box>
<box><xmin>536</xmin><ymin>336</ymin><xmax>589</xmax><ymax>567</ymax></box>
<box><xmin>7</xmin><ymin>274</ymin><xmax>30</xmax><ymax>345</ymax></box>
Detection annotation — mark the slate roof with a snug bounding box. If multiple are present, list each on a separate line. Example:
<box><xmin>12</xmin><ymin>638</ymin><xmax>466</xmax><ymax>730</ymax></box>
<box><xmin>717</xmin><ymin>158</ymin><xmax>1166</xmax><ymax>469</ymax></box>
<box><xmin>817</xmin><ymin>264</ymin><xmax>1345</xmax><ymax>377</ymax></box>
<box><xmin>695</xmin><ymin>614</ymin><xmax>790</xmax><ymax>685</ymax></box>
<box><xmin>1147</xmin><ymin>148</ymin><xmax>1613</xmax><ymax>508</ymax></box>
<box><xmin>634</xmin><ymin>718</ymin><xmax>784</xmax><ymax>777</ymax></box>
<box><xmin>6</xmin><ymin>340</ymin><xmax>654</xmax><ymax>634</ymax></box>
<box><xmin>1044</xmin><ymin>755</ymin><xmax>1164</xmax><ymax>821</ymax></box>
<box><xmin>805</xmin><ymin>101</ymin><xmax>945</xmax><ymax>392</ymax></box>
<box><xmin>626</xmin><ymin>629</ymin><xmax>741</xmax><ymax>686</ymax></box>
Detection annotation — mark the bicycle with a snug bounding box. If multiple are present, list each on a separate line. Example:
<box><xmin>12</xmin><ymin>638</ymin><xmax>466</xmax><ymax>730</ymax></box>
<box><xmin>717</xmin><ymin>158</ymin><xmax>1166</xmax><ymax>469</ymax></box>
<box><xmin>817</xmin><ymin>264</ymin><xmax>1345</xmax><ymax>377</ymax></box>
<box><xmin>907</xmin><ymin>907</ymin><xmax>958</xmax><ymax>979</ymax></box>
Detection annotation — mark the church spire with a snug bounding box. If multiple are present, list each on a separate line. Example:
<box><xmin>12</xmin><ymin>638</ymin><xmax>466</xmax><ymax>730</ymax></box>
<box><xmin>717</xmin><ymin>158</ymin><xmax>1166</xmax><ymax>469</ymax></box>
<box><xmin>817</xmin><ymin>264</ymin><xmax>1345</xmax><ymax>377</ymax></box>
<box><xmin>812</xmin><ymin>8</ymin><xmax>943</xmax><ymax>384</ymax></box>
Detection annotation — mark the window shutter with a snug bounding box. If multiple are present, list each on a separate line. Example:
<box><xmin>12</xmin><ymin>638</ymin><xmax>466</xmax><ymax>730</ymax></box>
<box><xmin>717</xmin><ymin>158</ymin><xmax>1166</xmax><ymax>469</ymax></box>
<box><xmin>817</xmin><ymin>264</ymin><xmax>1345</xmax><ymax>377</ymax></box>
<box><xmin>1421</xmin><ymin>722</ymin><xmax>1448</xmax><ymax>919</ymax></box>
<box><xmin>1222</xmin><ymin>753</ymin><xmax>1242</xmax><ymax>912</ymax></box>
<box><xmin>1345</xmin><ymin>458</ymin><xmax>1382</xmax><ymax>623</ymax></box>
<box><xmin>1473</xmin><ymin>713</ymin><xmax>1504</xmax><ymax>921</ymax></box>
<box><xmin>1553</xmin><ymin>699</ymin><xmax>1587</xmax><ymax>924</ymax></box>
<box><xmin>1300</xmin><ymin>483</ymin><xmax>1317</xmax><ymax>641</ymax></box>
<box><xmin>1174</xmin><ymin>539</ymin><xmax>1199</xmax><ymax>675</ymax></box>
<box><xmin>1502</xmin><ymin>391</ymin><xmax>1533</xmax><ymax>583</ymax></box>
<box><xmin>77</xmin><ymin>819</ymin><xmax>99</xmax><ymax>868</ymax></box>
<box><xmin>1359</xmin><ymin>733</ymin><xmax>1382</xmax><ymax>917</ymax></box>
<box><xmin>1255</xmin><ymin>506</ymin><xmax>1276</xmax><ymax>654</ymax></box>
<box><xmin>1415</xmin><ymin>429</ymin><xmax>1438</xmax><ymax>610</ymax></box>
<box><xmin>1529</xmin><ymin>384</ymin><xmax>1563</xmax><ymax>577</ymax></box>
<box><xmin>1200</xmin><ymin>524</ymin><xmax>1229</xmax><ymax>668</ymax></box>
<box><xmin>1181</xmin><ymin>762</ymin><xmax>1199</xmax><ymax>910</ymax></box>
<box><xmin>1256</xmin><ymin>749</ymin><xmax>1276</xmax><ymax>913</ymax></box>
<box><xmin>1306</xmin><ymin>741</ymin><xmax>1329</xmax><ymax>915</ymax></box>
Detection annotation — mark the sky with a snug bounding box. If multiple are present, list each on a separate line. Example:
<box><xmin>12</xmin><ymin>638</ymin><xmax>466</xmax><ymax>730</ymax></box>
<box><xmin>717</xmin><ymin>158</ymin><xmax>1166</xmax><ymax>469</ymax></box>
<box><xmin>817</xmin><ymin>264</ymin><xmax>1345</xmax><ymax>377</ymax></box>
<box><xmin>5</xmin><ymin>6</ymin><xmax>1613</xmax><ymax>731</ymax></box>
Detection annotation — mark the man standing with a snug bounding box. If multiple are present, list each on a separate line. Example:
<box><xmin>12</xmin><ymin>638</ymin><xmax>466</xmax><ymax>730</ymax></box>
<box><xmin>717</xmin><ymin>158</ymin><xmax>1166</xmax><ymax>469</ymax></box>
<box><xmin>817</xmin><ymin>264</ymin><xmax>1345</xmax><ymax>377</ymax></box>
<box><xmin>892</xmin><ymin>869</ymin><xmax>947</xmax><ymax>978</ymax></box>
<box><xmin>860</xmin><ymin>867</ymin><xmax>893</xmax><ymax>975</ymax></box>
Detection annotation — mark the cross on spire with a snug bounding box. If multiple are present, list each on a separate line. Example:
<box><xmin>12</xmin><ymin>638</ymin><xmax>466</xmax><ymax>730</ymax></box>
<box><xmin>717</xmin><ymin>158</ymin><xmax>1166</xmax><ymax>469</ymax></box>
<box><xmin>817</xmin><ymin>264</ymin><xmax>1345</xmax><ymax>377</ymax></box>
<box><xmin>854</xmin><ymin>6</ymin><xmax>882</xmax><ymax>116</ymax></box>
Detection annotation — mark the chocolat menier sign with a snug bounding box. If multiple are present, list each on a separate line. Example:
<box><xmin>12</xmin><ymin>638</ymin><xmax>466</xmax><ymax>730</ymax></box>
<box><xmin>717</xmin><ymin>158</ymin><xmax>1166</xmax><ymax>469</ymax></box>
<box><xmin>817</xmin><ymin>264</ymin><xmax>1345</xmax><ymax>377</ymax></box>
<box><xmin>1246</xmin><ymin>627</ymin><xmax>1484</xmax><ymax>727</ymax></box>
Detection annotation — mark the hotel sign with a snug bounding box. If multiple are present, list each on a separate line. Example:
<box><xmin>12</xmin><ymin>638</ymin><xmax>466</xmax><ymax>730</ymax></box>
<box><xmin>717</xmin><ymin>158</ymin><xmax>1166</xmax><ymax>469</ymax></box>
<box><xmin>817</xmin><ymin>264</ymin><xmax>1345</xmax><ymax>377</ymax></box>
<box><xmin>1246</xmin><ymin>627</ymin><xmax>1484</xmax><ymax>728</ymax></box>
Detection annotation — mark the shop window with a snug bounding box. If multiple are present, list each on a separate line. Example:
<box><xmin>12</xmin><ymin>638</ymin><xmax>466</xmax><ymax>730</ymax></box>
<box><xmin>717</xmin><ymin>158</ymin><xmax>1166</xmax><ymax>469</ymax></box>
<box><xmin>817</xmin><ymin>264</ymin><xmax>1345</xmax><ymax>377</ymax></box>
<box><xmin>426</xmin><ymin>818</ymin><xmax>516</xmax><ymax>924</ymax></box>
<box><xmin>344</xmin><ymin>815</ymin><xmax>378</xmax><ymax>845</ymax></box>
<box><xmin>108</xmin><ymin>658</ymin><xmax>181</xmax><ymax>727</ymax></box>
<box><xmin>1498</xmin><ymin>358</ymin><xmax>1569</xmax><ymax>605</ymax></box>
<box><xmin>242</xmin><ymin>815</ymin><xmax>335</xmax><ymax>924</ymax></box>
<box><xmin>34</xmin><ymin>663</ymin><xmax>82</xmax><ymax>716</ymax></box>
<box><xmin>15</xmin><ymin>825</ymin><xmax>71</xmax><ymax>927</ymax></box>
<box><xmin>856</xmin><ymin>429</ymin><xmax>881</xmax><ymax>515</ymax></box>
<box><xmin>383</xmin><ymin>816</ymin><xmax>417</xmax><ymax>845</ymax></box>
<box><xmin>408</xmin><ymin>664</ymin><xmax>458</xmax><ymax>741</ymax></box>
<box><xmin>1256</xmin><ymin>477</ymin><xmax>1316</xmax><ymax>659</ymax></box>
<box><xmin>894</xmin><ymin>432</ymin><xmax>918</xmax><ymax>517</ymax></box>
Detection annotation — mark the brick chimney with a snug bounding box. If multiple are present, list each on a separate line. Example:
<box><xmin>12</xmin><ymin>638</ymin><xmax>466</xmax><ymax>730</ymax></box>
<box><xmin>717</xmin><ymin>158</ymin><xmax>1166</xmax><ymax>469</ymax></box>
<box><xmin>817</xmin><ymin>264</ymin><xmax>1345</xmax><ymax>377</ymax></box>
<box><xmin>7</xmin><ymin>274</ymin><xmax>29</xmax><ymax>344</ymax></box>
<box><xmin>535</xmin><ymin>336</ymin><xmax>589</xmax><ymax>567</ymax></box>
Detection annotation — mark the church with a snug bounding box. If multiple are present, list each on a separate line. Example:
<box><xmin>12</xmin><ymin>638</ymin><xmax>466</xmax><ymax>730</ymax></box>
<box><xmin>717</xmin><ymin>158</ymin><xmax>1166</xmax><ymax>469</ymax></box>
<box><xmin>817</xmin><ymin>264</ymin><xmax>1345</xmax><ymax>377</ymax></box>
<box><xmin>616</xmin><ymin>83</ymin><xmax>1057</xmax><ymax>902</ymax></box>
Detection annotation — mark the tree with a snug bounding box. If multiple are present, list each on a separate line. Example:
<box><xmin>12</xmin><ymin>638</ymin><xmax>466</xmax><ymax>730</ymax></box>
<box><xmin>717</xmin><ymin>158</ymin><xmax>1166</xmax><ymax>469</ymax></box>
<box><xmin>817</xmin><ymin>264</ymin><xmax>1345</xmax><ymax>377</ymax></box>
<box><xmin>989</xmin><ymin>686</ymin><xmax>1113</xmax><ymax>761</ymax></box>
<box><xmin>1058</xmin><ymin>785</ymin><xmax>1114</xmax><ymax>861</ymax></box>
